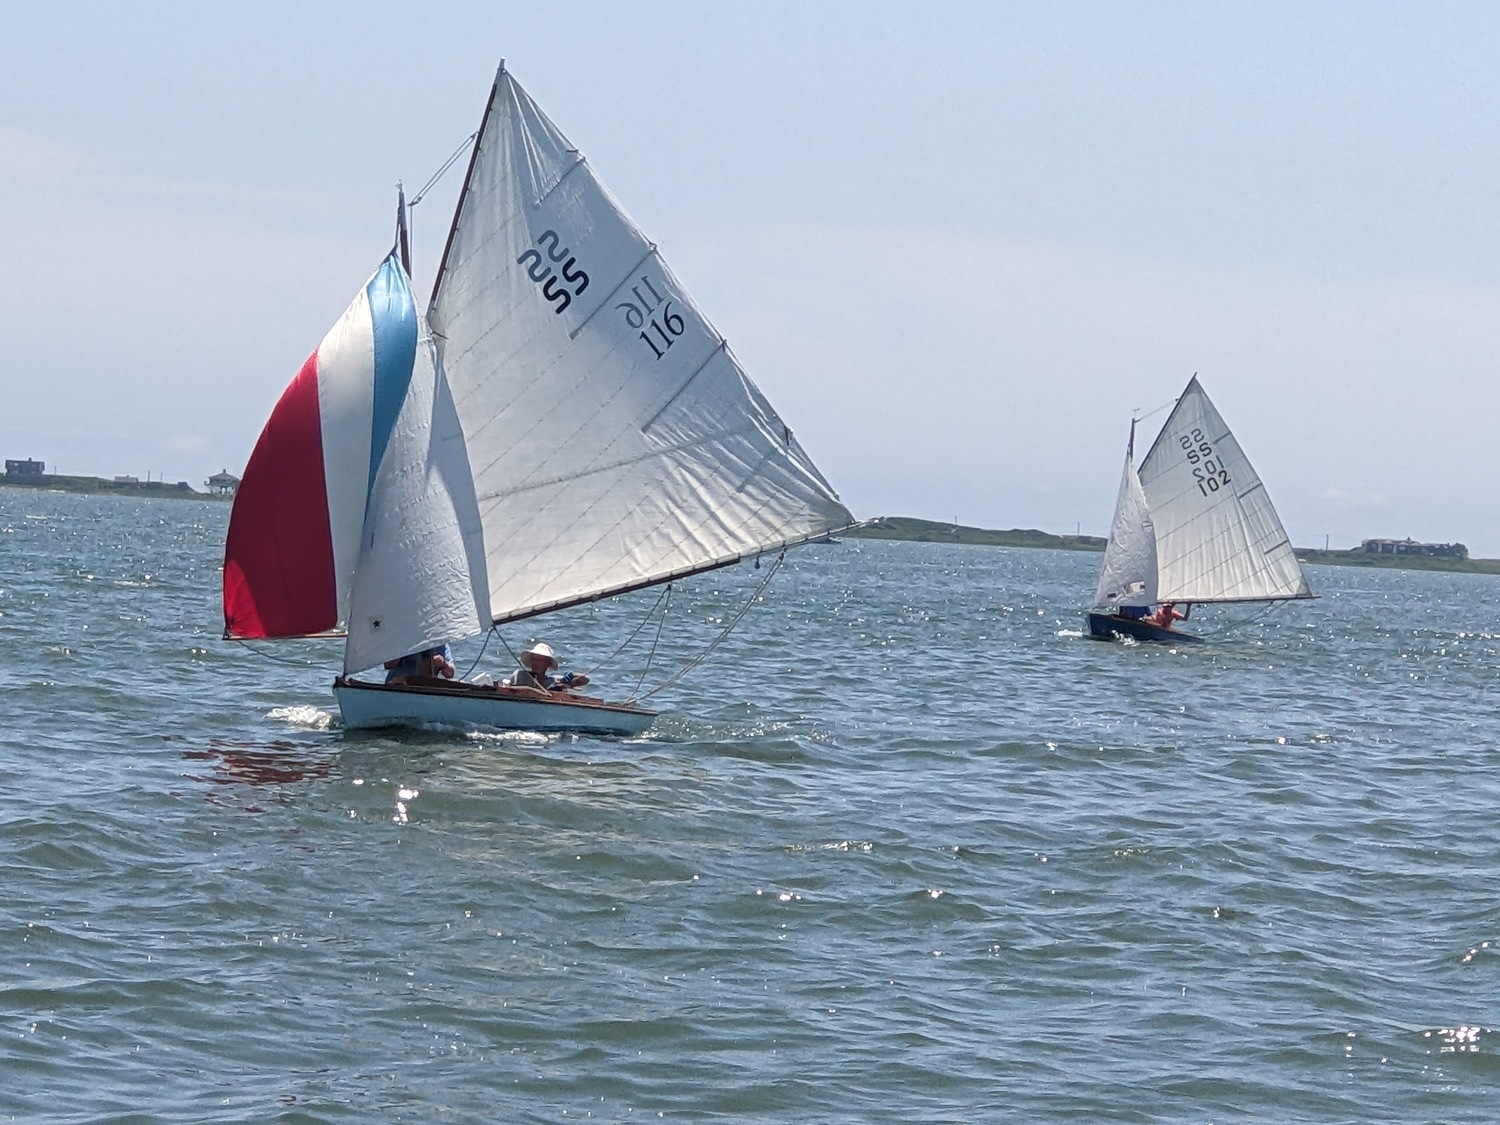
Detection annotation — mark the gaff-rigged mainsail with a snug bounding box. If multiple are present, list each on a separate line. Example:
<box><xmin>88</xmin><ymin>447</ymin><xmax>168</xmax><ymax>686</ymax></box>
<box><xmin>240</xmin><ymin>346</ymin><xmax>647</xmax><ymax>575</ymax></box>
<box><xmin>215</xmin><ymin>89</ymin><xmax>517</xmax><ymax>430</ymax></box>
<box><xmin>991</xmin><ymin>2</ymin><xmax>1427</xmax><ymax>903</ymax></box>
<box><xmin>427</xmin><ymin>64</ymin><xmax>853</xmax><ymax>627</ymax></box>
<box><xmin>1136</xmin><ymin>376</ymin><xmax>1310</xmax><ymax>604</ymax></box>
<box><xmin>1093</xmin><ymin>423</ymin><xmax>1157</xmax><ymax>611</ymax></box>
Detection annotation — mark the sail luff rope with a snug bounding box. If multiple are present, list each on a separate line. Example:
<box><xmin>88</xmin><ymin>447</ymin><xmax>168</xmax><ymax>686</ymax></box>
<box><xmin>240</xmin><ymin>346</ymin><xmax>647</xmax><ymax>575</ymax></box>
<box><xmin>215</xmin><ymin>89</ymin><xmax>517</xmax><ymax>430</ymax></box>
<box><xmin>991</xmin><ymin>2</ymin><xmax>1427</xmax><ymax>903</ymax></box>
<box><xmin>636</xmin><ymin>551</ymin><xmax>785</xmax><ymax>702</ymax></box>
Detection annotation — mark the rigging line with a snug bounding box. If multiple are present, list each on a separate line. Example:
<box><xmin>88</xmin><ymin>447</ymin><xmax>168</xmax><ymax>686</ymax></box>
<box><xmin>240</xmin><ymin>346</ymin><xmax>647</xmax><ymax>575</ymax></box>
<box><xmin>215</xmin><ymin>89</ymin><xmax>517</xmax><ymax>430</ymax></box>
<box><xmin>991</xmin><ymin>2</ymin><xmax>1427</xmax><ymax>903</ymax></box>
<box><xmin>491</xmin><ymin>628</ymin><xmax>522</xmax><ymax>673</ymax></box>
<box><xmin>626</xmin><ymin>583</ymin><xmax>673</xmax><ymax>702</ymax></box>
<box><xmin>577</xmin><ymin>582</ymin><xmax>673</xmax><ymax>678</ymax></box>
<box><xmin>232</xmin><ymin>641</ymin><xmax>326</xmax><ymax>669</ymax></box>
<box><xmin>409</xmin><ymin>133</ymin><xmax>479</xmax><ymax>208</ymax></box>
<box><xmin>1133</xmin><ymin>397</ymin><xmax>1175</xmax><ymax>426</ymax></box>
<box><xmin>636</xmin><ymin>552</ymin><xmax>785</xmax><ymax>703</ymax></box>
<box><xmin>459</xmin><ymin>627</ymin><xmax>497</xmax><ymax>680</ymax></box>
<box><xmin>1205</xmin><ymin>599</ymin><xmax>1279</xmax><ymax>635</ymax></box>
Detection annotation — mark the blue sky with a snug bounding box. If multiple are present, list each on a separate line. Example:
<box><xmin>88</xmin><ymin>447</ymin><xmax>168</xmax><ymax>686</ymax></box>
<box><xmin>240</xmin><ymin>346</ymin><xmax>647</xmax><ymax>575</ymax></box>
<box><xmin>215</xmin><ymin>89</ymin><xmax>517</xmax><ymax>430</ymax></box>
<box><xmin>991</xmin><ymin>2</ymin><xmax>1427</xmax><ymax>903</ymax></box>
<box><xmin>6</xmin><ymin>2</ymin><xmax>1500</xmax><ymax>551</ymax></box>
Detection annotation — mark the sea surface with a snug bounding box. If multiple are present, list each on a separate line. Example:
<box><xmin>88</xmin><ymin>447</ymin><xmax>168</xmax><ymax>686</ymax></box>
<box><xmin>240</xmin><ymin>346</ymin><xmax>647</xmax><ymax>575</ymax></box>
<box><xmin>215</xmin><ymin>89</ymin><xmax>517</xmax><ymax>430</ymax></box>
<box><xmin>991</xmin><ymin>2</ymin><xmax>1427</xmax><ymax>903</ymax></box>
<box><xmin>3</xmin><ymin>488</ymin><xmax>1500</xmax><ymax>1123</ymax></box>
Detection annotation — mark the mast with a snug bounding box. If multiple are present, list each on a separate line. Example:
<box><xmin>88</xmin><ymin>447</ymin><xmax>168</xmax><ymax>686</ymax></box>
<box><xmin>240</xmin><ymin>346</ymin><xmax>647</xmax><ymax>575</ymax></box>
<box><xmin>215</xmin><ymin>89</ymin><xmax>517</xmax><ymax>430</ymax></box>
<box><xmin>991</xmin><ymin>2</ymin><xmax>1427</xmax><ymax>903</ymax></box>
<box><xmin>395</xmin><ymin>183</ymin><xmax>411</xmax><ymax>275</ymax></box>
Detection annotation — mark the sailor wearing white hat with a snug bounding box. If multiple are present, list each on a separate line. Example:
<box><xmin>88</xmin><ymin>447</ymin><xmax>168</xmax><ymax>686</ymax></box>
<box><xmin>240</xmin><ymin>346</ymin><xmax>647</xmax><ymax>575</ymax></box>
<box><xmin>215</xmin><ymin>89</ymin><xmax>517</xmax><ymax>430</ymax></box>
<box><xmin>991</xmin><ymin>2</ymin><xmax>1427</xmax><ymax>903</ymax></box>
<box><xmin>509</xmin><ymin>642</ymin><xmax>589</xmax><ymax>691</ymax></box>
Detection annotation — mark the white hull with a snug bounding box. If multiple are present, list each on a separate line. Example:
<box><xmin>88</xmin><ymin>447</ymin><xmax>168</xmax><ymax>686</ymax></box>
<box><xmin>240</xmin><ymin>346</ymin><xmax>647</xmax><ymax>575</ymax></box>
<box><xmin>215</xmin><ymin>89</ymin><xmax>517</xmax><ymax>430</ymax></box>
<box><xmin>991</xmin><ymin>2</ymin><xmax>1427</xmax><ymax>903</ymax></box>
<box><xmin>334</xmin><ymin>678</ymin><xmax>656</xmax><ymax>736</ymax></box>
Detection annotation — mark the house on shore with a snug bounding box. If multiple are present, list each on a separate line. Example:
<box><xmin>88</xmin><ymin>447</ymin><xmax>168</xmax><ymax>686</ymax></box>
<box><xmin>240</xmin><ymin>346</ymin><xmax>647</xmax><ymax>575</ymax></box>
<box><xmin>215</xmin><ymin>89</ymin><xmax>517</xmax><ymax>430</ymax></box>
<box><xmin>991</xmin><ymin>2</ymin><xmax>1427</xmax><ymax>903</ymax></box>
<box><xmin>1361</xmin><ymin>537</ymin><xmax>1468</xmax><ymax>560</ymax></box>
<box><xmin>206</xmin><ymin>470</ymin><xmax>240</xmax><ymax>496</ymax></box>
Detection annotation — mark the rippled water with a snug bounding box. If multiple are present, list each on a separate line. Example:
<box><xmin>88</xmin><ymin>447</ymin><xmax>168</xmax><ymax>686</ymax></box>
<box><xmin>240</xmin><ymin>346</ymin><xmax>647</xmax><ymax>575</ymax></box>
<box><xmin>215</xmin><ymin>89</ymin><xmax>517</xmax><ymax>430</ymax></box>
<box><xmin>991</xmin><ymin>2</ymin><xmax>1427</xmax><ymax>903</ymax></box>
<box><xmin>4</xmin><ymin>488</ymin><xmax>1500</xmax><ymax>1122</ymax></box>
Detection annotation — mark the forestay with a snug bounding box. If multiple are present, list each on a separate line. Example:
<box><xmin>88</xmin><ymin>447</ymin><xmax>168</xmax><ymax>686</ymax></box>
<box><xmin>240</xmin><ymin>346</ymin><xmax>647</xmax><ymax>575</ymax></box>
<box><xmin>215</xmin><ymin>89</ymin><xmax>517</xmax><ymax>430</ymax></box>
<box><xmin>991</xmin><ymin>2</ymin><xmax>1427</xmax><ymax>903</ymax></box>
<box><xmin>1137</xmin><ymin>377</ymin><xmax>1310</xmax><ymax>604</ymax></box>
<box><xmin>1093</xmin><ymin>429</ymin><xmax>1158</xmax><ymax>610</ymax></box>
<box><xmin>427</xmin><ymin>64</ymin><xmax>853</xmax><ymax>626</ymax></box>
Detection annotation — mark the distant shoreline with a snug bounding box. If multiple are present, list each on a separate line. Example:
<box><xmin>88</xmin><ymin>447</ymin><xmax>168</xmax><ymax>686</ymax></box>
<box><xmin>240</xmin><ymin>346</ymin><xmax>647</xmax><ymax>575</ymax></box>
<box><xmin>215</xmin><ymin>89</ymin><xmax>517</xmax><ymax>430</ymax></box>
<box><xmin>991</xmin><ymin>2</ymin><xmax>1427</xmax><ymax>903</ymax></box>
<box><xmin>846</xmin><ymin>516</ymin><xmax>1105</xmax><ymax>552</ymax></box>
<box><xmin>849</xmin><ymin>517</ymin><xmax>1500</xmax><ymax>576</ymax></box>
<box><xmin>0</xmin><ymin>474</ymin><xmax>222</xmax><ymax>500</ymax></box>
<box><xmin>5</xmin><ymin>489</ymin><xmax>1494</xmax><ymax>575</ymax></box>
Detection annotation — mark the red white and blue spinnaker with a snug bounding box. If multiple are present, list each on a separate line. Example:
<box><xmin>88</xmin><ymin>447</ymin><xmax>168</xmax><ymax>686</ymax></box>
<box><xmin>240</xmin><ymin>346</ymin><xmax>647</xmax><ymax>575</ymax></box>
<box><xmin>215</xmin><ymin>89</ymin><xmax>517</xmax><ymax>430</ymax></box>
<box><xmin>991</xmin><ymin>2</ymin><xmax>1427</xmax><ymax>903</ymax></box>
<box><xmin>222</xmin><ymin>253</ymin><xmax>418</xmax><ymax>640</ymax></box>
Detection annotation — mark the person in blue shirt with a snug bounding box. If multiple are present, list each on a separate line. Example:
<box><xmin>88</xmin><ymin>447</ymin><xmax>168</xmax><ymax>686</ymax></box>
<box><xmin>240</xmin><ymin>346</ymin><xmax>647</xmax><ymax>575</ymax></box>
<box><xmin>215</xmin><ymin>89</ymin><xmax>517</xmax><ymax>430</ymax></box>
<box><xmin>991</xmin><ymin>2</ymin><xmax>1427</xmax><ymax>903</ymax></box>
<box><xmin>384</xmin><ymin>645</ymin><xmax>455</xmax><ymax>685</ymax></box>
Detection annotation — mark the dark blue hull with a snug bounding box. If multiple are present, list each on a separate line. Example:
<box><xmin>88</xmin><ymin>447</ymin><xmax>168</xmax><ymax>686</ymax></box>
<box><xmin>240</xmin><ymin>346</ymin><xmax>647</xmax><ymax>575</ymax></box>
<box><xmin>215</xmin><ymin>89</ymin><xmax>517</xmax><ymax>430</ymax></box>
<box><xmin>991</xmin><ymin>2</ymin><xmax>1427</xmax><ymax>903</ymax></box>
<box><xmin>1086</xmin><ymin>612</ymin><xmax>1203</xmax><ymax>645</ymax></box>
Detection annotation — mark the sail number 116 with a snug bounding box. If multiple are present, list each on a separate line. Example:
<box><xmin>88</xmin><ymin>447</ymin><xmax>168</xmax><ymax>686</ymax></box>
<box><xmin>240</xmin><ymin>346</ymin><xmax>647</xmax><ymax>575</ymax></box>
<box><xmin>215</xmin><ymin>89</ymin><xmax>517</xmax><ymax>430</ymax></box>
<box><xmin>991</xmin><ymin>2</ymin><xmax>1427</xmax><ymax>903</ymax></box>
<box><xmin>617</xmin><ymin>275</ymin><xmax>685</xmax><ymax>360</ymax></box>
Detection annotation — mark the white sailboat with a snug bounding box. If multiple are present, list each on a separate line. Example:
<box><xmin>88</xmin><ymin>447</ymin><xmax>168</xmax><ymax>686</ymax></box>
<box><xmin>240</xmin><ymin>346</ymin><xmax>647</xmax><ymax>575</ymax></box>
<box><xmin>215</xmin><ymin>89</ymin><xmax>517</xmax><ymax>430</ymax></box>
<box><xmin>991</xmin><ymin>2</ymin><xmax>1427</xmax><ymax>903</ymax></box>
<box><xmin>223</xmin><ymin>64</ymin><xmax>853</xmax><ymax>734</ymax></box>
<box><xmin>1087</xmin><ymin>375</ymin><xmax>1311</xmax><ymax>643</ymax></box>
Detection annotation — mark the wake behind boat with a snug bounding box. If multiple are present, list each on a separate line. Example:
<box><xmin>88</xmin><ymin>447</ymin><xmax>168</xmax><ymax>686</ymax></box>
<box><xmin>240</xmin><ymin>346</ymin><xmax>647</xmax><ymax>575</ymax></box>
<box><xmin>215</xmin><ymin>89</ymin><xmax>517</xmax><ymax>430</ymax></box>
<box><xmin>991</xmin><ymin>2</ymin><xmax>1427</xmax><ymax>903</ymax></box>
<box><xmin>1088</xmin><ymin>375</ymin><xmax>1311</xmax><ymax>644</ymax></box>
<box><xmin>222</xmin><ymin>62</ymin><xmax>853</xmax><ymax>734</ymax></box>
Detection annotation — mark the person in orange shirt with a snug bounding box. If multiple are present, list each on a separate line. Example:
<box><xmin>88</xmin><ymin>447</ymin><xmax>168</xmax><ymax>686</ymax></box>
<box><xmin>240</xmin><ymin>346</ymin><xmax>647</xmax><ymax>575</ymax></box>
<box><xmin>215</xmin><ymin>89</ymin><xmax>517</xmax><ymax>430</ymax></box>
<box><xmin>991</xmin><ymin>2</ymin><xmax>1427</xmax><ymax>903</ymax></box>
<box><xmin>1147</xmin><ymin>603</ymin><xmax>1185</xmax><ymax>630</ymax></box>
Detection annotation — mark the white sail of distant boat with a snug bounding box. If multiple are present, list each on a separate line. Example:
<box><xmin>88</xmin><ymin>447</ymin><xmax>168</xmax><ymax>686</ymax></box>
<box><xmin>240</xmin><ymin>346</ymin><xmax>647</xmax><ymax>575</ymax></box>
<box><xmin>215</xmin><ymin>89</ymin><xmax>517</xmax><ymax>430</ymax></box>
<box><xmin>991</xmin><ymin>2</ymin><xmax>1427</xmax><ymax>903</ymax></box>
<box><xmin>224</xmin><ymin>64</ymin><xmax>853</xmax><ymax>733</ymax></box>
<box><xmin>1138</xmin><ymin>376</ymin><xmax>1309</xmax><ymax>604</ymax></box>
<box><xmin>1088</xmin><ymin>375</ymin><xmax>1310</xmax><ymax>642</ymax></box>
<box><xmin>1092</xmin><ymin>421</ymin><xmax>1157</xmax><ymax>611</ymax></box>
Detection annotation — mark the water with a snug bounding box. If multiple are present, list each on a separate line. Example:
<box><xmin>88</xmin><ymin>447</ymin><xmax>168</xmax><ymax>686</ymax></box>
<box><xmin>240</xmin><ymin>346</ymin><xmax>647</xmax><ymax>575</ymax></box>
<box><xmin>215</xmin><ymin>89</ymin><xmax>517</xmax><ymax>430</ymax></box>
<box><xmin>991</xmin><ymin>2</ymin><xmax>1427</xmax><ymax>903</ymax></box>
<box><xmin>3</xmin><ymin>488</ymin><xmax>1499</xmax><ymax>1122</ymax></box>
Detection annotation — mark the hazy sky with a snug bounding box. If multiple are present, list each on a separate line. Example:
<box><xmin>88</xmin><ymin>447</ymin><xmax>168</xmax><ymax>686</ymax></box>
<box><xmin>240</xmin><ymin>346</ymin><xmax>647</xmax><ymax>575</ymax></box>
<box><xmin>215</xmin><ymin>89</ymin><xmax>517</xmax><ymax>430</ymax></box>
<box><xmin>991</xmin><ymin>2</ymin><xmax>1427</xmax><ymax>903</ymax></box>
<box><xmin>6</xmin><ymin>2</ymin><xmax>1500</xmax><ymax>551</ymax></box>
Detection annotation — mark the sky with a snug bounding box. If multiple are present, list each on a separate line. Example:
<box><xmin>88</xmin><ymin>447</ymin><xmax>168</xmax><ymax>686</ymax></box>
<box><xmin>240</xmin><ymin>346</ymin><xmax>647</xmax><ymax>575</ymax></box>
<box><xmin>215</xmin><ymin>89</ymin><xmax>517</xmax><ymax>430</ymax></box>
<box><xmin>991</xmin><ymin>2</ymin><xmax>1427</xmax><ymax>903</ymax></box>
<box><xmin>5</xmin><ymin>2</ymin><xmax>1500</xmax><ymax>551</ymax></box>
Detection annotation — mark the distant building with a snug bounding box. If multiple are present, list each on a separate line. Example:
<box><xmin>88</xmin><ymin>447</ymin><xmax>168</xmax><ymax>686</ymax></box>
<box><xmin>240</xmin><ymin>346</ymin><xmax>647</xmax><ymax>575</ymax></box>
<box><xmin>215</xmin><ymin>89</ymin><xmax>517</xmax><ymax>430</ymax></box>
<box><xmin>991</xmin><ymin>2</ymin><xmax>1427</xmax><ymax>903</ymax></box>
<box><xmin>206</xmin><ymin>469</ymin><xmax>240</xmax><ymax>496</ymax></box>
<box><xmin>1361</xmin><ymin>537</ymin><xmax>1468</xmax><ymax>561</ymax></box>
<box><xmin>114</xmin><ymin>475</ymin><xmax>140</xmax><ymax>486</ymax></box>
<box><xmin>5</xmin><ymin>458</ymin><xmax>45</xmax><ymax>478</ymax></box>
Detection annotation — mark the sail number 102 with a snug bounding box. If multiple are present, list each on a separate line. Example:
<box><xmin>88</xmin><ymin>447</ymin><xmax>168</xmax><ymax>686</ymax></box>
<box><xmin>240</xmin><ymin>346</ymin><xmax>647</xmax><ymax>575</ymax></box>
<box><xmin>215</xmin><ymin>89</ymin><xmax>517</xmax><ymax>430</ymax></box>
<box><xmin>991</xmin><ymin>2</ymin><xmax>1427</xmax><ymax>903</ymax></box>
<box><xmin>617</xmin><ymin>275</ymin><xmax>685</xmax><ymax>360</ymax></box>
<box><xmin>1179</xmin><ymin>427</ymin><xmax>1232</xmax><ymax>496</ymax></box>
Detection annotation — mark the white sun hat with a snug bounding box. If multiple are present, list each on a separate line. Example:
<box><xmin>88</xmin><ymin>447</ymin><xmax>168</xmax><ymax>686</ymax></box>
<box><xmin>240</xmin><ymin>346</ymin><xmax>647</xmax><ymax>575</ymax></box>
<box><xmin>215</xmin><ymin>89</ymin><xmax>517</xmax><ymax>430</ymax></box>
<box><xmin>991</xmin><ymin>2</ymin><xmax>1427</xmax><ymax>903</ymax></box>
<box><xmin>519</xmin><ymin>642</ymin><xmax>557</xmax><ymax>669</ymax></box>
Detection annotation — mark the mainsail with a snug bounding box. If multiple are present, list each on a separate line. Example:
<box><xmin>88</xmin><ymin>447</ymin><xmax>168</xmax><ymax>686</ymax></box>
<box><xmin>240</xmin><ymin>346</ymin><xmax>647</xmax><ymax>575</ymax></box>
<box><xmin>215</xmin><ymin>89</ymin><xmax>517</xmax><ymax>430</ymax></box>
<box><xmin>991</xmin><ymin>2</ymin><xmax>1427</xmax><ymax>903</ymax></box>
<box><xmin>1092</xmin><ymin>424</ymin><xmax>1157</xmax><ymax>610</ymax></box>
<box><xmin>427</xmin><ymin>64</ymin><xmax>853</xmax><ymax>626</ymax></box>
<box><xmin>1136</xmin><ymin>376</ymin><xmax>1310</xmax><ymax>604</ymax></box>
